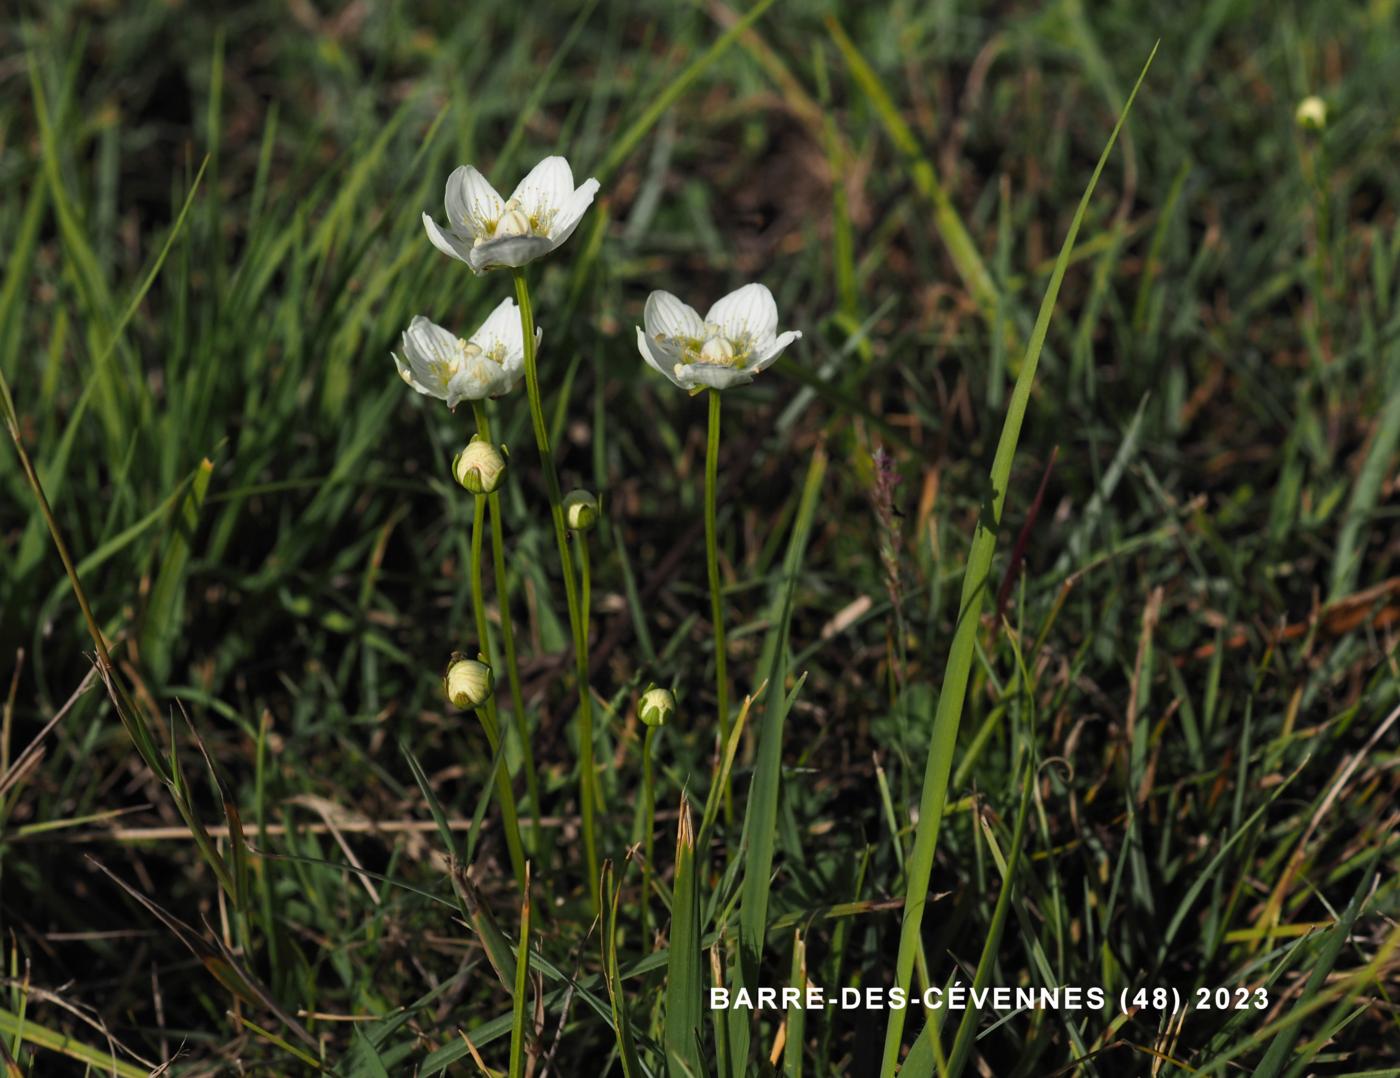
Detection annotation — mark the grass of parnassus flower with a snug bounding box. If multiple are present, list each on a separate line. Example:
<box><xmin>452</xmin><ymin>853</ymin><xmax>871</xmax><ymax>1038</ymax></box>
<box><xmin>2</xmin><ymin>2</ymin><xmax>1398</xmax><ymax>1076</ymax></box>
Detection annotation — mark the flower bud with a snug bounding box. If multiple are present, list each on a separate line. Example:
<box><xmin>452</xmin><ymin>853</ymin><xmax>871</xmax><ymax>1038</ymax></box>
<box><xmin>444</xmin><ymin>655</ymin><xmax>494</xmax><ymax>709</ymax></box>
<box><xmin>639</xmin><ymin>686</ymin><xmax>675</xmax><ymax>728</ymax></box>
<box><xmin>1295</xmin><ymin>95</ymin><xmax>1327</xmax><ymax>131</ymax></box>
<box><xmin>453</xmin><ymin>436</ymin><xmax>507</xmax><ymax>495</ymax></box>
<box><xmin>562</xmin><ymin>489</ymin><xmax>599</xmax><ymax>532</ymax></box>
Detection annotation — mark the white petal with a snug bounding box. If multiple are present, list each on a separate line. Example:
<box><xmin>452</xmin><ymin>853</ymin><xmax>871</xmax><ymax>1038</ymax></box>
<box><xmin>466</xmin><ymin>234</ymin><xmax>556</xmax><ymax>272</ymax></box>
<box><xmin>470</xmin><ymin>297</ymin><xmax>532</xmax><ymax>376</ymax></box>
<box><xmin>446</xmin><ymin>355</ymin><xmax>514</xmax><ymax>407</ymax></box>
<box><xmin>423</xmin><ymin>212</ymin><xmax>473</xmax><ymax>264</ymax></box>
<box><xmin>644</xmin><ymin>291</ymin><xmax>704</xmax><ymax>340</ymax></box>
<box><xmin>705</xmin><ymin>283</ymin><xmax>779</xmax><ymax>345</ymax></box>
<box><xmin>678</xmin><ymin>363</ymin><xmax>755</xmax><ymax>391</ymax></box>
<box><xmin>392</xmin><ymin>352</ymin><xmax>434</xmax><ymax>398</ymax></box>
<box><xmin>398</xmin><ymin>316</ymin><xmax>459</xmax><ymax>401</ymax></box>
<box><xmin>637</xmin><ymin>327</ymin><xmax>686</xmax><ymax>388</ymax></box>
<box><xmin>445</xmin><ymin>166</ymin><xmax>504</xmax><ymax>239</ymax></box>
<box><xmin>546</xmin><ymin>177</ymin><xmax>600</xmax><ymax>245</ymax></box>
<box><xmin>469</xmin><ymin>297</ymin><xmax>522</xmax><ymax>352</ymax></box>
<box><xmin>748</xmin><ymin>329</ymin><xmax>801</xmax><ymax>373</ymax></box>
<box><xmin>508</xmin><ymin>156</ymin><xmax>575</xmax><ymax>222</ymax></box>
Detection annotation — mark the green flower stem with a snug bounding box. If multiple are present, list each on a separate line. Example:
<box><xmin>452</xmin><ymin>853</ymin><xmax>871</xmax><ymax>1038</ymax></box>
<box><xmin>470</xmin><ymin>490</ymin><xmax>528</xmax><ymax>888</ymax></box>
<box><xmin>471</xmin><ymin>401</ymin><xmax>543</xmax><ymax>855</ymax></box>
<box><xmin>576</xmin><ymin>526</ymin><xmax>602</xmax><ymax>821</ymax></box>
<box><xmin>639</xmin><ymin>723</ymin><xmax>657</xmax><ymax>938</ymax></box>
<box><xmin>511</xmin><ymin>267</ymin><xmax>600</xmax><ymax>912</ymax></box>
<box><xmin>705</xmin><ymin>388</ymin><xmax>732</xmax><ymax>820</ymax></box>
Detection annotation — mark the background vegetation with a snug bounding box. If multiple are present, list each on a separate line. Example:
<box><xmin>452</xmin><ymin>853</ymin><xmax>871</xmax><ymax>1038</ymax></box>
<box><xmin>1</xmin><ymin>0</ymin><xmax>1397</xmax><ymax>1073</ymax></box>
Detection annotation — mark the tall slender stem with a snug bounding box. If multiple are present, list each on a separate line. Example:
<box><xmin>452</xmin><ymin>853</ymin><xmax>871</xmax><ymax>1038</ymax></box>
<box><xmin>705</xmin><ymin>388</ymin><xmax>732</xmax><ymax>819</ymax></box>
<box><xmin>470</xmin><ymin>491</ymin><xmax>527</xmax><ymax>888</ymax></box>
<box><xmin>512</xmin><ymin>268</ymin><xmax>600</xmax><ymax>911</ymax></box>
<box><xmin>471</xmin><ymin>401</ymin><xmax>543</xmax><ymax>854</ymax></box>
<box><xmin>640</xmin><ymin>724</ymin><xmax>657</xmax><ymax>939</ymax></box>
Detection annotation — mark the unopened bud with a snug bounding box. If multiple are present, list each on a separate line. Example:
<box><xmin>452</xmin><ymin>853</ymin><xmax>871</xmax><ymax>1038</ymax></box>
<box><xmin>562</xmin><ymin>489</ymin><xmax>599</xmax><ymax>532</ymax></box>
<box><xmin>1295</xmin><ymin>95</ymin><xmax>1327</xmax><ymax>131</ymax></box>
<box><xmin>444</xmin><ymin>655</ymin><xmax>494</xmax><ymax>710</ymax></box>
<box><xmin>453</xmin><ymin>436</ymin><xmax>507</xmax><ymax>495</ymax></box>
<box><xmin>639</xmin><ymin>686</ymin><xmax>676</xmax><ymax>728</ymax></box>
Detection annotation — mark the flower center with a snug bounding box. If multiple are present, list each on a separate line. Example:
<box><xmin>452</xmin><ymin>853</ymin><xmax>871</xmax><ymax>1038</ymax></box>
<box><xmin>476</xmin><ymin>198</ymin><xmax>557</xmax><ymax>245</ymax></box>
<box><xmin>425</xmin><ymin>339</ymin><xmax>483</xmax><ymax>391</ymax></box>
<box><xmin>683</xmin><ymin>323</ymin><xmax>748</xmax><ymax>368</ymax></box>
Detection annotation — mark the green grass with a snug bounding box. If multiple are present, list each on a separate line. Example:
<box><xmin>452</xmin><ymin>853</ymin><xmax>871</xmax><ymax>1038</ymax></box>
<box><xmin>2</xmin><ymin>0</ymin><xmax>1399</xmax><ymax>1074</ymax></box>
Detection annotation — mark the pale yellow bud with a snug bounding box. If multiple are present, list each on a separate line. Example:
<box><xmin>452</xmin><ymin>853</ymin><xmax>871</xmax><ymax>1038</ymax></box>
<box><xmin>639</xmin><ymin>686</ymin><xmax>675</xmax><ymax>728</ymax></box>
<box><xmin>562</xmin><ymin>489</ymin><xmax>599</xmax><ymax>532</ymax></box>
<box><xmin>453</xmin><ymin>437</ymin><xmax>507</xmax><ymax>495</ymax></box>
<box><xmin>444</xmin><ymin>656</ymin><xmax>494</xmax><ymax>710</ymax></box>
<box><xmin>1295</xmin><ymin>95</ymin><xmax>1327</xmax><ymax>131</ymax></box>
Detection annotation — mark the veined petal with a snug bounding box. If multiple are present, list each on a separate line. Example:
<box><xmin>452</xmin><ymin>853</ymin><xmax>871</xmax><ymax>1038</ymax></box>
<box><xmin>398</xmin><ymin>316</ymin><xmax>462</xmax><ymax>401</ymax></box>
<box><xmin>677</xmin><ymin>362</ymin><xmax>756</xmax><ymax>391</ymax></box>
<box><xmin>748</xmin><ymin>329</ymin><xmax>802</xmax><ymax>373</ymax></box>
<box><xmin>471</xmin><ymin>297</ymin><xmax>534</xmax><ymax>376</ymax></box>
<box><xmin>469</xmin><ymin>297</ymin><xmax>522</xmax><ymax>354</ymax></box>
<box><xmin>637</xmin><ymin>327</ymin><xmax>686</xmax><ymax>389</ymax></box>
<box><xmin>466</xmin><ymin>234</ymin><xmax>556</xmax><ymax>272</ymax></box>
<box><xmin>508</xmin><ymin>156</ymin><xmax>575</xmax><ymax>224</ymax></box>
<box><xmin>547</xmin><ymin>176</ymin><xmax>601</xmax><ymax>244</ymax></box>
<box><xmin>644</xmin><ymin>290</ymin><xmax>704</xmax><ymax>340</ymax></box>
<box><xmin>446</xmin><ymin>355</ymin><xmax>515</xmax><ymax>407</ymax></box>
<box><xmin>392</xmin><ymin>352</ymin><xmax>436</xmax><ymax>398</ymax></box>
<box><xmin>706</xmin><ymin>283</ymin><xmax>779</xmax><ymax>345</ymax></box>
<box><xmin>446</xmin><ymin>165</ymin><xmax>504</xmax><ymax>239</ymax></box>
<box><xmin>423</xmin><ymin>213</ymin><xmax>473</xmax><ymax>264</ymax></box>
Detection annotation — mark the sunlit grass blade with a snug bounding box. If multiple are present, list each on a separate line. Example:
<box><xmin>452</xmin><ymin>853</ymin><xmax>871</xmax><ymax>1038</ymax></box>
<box><xmin>783</xmin><ymin>929</ymin><xmax>806</xmax><ymax>1078</ymax></box>
<box><xmin>599</xmin><ymin>860</ymin><xmax>644</xmax><ymax>1078</ymax></box>
<box><xmin>666</xmin><ymin>795</ymin><xmax>703</xmax><ymax>1077</ymax></box>
<box><xmin>139</xmin><ymin>456</ymin><xmax>213</xmax><ymax>685</ymax></box>
<box><xmin>0</xmin><ymin>1008</ymin><xmax>146</xmax><ymax>1078</ymax></box>
<box><xmin>1252</xmin><ymin>836</ymin><xmax>1386</xmax><ymax>1078</ymax></box>
<box><xmin>508</xmin><ymin>864</ymin><xmax>532</xmax><ymax>1078</ymax></box>
<box><xmin>879</xmin><ymin>44</ymin><xmax>1159</xmax><ymax>1075</ymax></box>
<box><xmin>729</xmin><ymin>445</ymin><xmax>826</xmax><ymax>1075</ymax></box>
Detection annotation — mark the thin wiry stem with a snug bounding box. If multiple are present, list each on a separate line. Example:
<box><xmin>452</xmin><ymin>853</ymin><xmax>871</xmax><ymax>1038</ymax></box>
<box><xmin>512</xmin><ymin>268</ymin><xmax>600</xmax><ymax>912</ymax></box>
<box><xmin>471</xmin><ymin>401</ymin><xmax>543</xmax><ymax>855</ymax></box>
<box><xmin>640</xmin><ymin>724</ymin><xmax>657</xmax><ymax>939</ymax></box>
<box><xmin>470</xmin><ymin>488</ymin><xmax>527</xmax><ymax>888</ymax></box>
<box><xmin>705</xmin><ymin>388</ymin><xmax>732</xmax><ymax>819</ymax></box>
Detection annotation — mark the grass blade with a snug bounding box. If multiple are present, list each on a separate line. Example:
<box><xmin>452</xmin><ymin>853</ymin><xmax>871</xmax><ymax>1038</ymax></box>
<box><xmin>599</xmin><ymin>860</ymin><xmax>644</xmax><ymax>1078</ymax></box>
<box><xmin>878</xmin><ymin>44</ymin><xmax>1159</xmax><ymax>1075</ymax></box>
<box><xmin>666</xmin><ymin>795</ymin><xmax>703</xmax><ymax>1077</ymax></box>
<box><xmin>508</xmin><ymin>864</ymin><xmax>532</xmax><ymax>1078</ymax></box>
<box><xmin>729</xmin><ymin>445</ymin><xmax>827</xmax><ymax>1074</ymax></box>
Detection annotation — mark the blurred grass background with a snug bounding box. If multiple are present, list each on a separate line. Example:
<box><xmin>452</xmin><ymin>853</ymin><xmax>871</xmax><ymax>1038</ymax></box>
<box><xmin>1</xmin><ymin>0</ymin><xmax>1397</xmax><ymax>1073</ymax></box>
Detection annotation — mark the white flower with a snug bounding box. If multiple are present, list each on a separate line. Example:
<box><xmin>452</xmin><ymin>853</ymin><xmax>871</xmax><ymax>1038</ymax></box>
<box><xmin>635</xmin><ymin>284</ymin><xmax>801</xmax><ymax>392</ymax></box>
<box><xmin>422</xmin><ymin>155</ymin><xmax>600</xmax><ymax>274</ymax></box>
<box><xmin>392</xmin><ymin>298</ymin><xmax>538</xmax><ymax>409</ymax></box>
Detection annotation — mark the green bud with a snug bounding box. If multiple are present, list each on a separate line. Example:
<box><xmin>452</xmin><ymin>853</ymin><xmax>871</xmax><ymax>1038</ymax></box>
<box><xmin>453</xmin><ymin>436</ymin><xmax>508</xmax><ymax>495</ymax></box>
<box><xmin>639</xmin><ymin>685</ymin><xmax>675</xmax><ymax>728</ymax></box>
<box><xmin>444</xmin><ymin>655</ymin><xmax>494</xmax><ymax>709</ymax></box>
<box><xmin>562</xmin><ymin>489</ymin><xmax>599</xmax><ymax>532</ymax></box>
